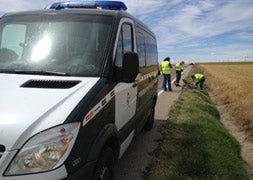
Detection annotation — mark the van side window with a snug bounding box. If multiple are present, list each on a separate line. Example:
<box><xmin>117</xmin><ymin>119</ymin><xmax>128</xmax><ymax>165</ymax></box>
<box><xmin>136</xmin><ymin>26</ymin><xmax>158</xmax><ymax>73</ymax></box>
<box><xmin>145</xmin><ymin>34</ymin><xmax>158</xmax><ymax>66</ymax></box>
<box><xmin>136</xmin><ymin>31</ymin><xmax>145</xmax><ymax>67</ymax></box>
<box><xmin>122</xmin><ymin>23</ymin><xmax>133</xmax><ymax>53</ymax></box>
<box><xmin>115</xmin><ymin>30</ymin><xmax>123</xmax><ymax>68</ymax></box>
<box><xmin>114</xmin><ymin>23</ymin><xmax>133</xmax><ymax>81</ymax></box>
<box><xmin>115</xmin><ymin>23</ymin><xmax>133</xmax><ymax>68</ymax></box>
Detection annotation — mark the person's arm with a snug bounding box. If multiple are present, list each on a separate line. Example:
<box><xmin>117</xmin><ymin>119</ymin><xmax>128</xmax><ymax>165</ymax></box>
<box><xmin>191</xmin><ymin>75</ymin><xmax>196</xmax><ymax>82</ymax></box>
<box><xmin>159</xmin><ymin>64</ymin><xmax>163</xmax><ymax>74</ymax></box>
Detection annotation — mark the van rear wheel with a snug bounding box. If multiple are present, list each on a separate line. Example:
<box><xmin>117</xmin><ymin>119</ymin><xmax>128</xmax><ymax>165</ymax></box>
<box><xmin>93</xmin><ymin>147</ymin><xmax>114</xmax><ymax>180</ymax></box>
<box><xmin>143</xmin><ymin>106</ymin><xmax>155</xmax><ymax>131</ymax></box>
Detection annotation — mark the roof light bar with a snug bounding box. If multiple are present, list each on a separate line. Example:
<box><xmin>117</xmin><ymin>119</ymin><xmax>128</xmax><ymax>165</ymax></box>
<box><xmin>49</xmin><ymin>1</ymin><xmax>127</xmax><ymax>11</ymax></box>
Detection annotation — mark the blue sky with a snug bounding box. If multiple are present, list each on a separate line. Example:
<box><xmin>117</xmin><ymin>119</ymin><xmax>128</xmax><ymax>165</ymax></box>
<box><xmin>0</xmin><ymin>0</ymin><xmax>253</xmax><ymax>63</ymax></box>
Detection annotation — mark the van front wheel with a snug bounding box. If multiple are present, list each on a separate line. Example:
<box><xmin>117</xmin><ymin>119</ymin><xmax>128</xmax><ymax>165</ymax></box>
<box><xmin>93</xmin><ymin>147</ymin><xmax>114</xmax><ymax>180</ymax></box>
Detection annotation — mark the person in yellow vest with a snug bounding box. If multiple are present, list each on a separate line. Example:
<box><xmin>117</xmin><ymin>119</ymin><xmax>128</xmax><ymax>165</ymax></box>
<box><xmin>175</xmin><ymin>61</ymin><xmax>184</xmax><ymax>87</ymax></box>
<box><xmin>191</xmin><ymin>73</ymin><xmax>205</xmax><ymax>91</ymax></box>
<box><xmin>160</xmin><ymin>57</ymin><xmax>172</xmax><ymax>91</ymax></box>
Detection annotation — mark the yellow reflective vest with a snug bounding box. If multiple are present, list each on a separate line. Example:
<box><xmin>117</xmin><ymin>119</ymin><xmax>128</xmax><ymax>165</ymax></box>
<box><xmin>175</xmin><ymin>62</ymin><xmax>182</xmax><ymax>71</ymax></box>
<box><xmin>194</xmin><ymin>73</ymin><xmax>204</xmax><ymax>80</ymax></box>
<box><xmin>161</xmin><ymin>61</ymin><xmax>171</xmax><ymax>74</ymax></box>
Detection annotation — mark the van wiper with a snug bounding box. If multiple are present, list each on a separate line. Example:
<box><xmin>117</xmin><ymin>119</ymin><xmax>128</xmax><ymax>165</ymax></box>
<box><xmin>0</xmin><ymin>69</ymin><xmax>71</xmax><ymax>76</ymax></box>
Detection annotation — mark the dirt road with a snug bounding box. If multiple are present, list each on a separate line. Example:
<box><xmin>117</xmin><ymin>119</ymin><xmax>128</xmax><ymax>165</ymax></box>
<box><xmin>114</xmin><ymin>66</ymin><xmax>192</xmax><ymax>180</ymax></box>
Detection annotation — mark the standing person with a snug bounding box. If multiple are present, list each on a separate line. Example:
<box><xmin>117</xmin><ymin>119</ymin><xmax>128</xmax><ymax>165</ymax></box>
<box><xmin>175</xmin><ymin>61</ymin><xmax>184</xmax><ymax>87</ymax></box>
<box><xmin>191</xmin><ymin>73</ymin><xmax>205</xmax><ymax>91</ymax></box>
<box><xmin>161</xmin><ymin>57</ymin><xmax>172</xmax><ymax>91</ymax></box>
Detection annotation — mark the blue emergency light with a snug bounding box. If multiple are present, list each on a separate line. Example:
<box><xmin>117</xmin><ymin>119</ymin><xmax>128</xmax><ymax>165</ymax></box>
<box><xmin>49</xmin><ymin>1</ymin><xmax>127</xmax><ymax>11</ymax></box>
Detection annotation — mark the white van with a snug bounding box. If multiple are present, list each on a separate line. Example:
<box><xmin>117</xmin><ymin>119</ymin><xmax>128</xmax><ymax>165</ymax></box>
<box><xmin>0</xmin><ymin>1</ymin><xmax>159</xmax><ymax>179</ymax></box>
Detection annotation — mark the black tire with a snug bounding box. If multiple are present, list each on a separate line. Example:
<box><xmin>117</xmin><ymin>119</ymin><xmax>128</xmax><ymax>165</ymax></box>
<box><xmin>143</xmin><ymin>106</ymin><xmax>155</xmax><ymax>131</ymax></box>
<box><xmin>93</xmin><ymin>147</ymin><xmax>114</xmax><ymax>180</ymax></box>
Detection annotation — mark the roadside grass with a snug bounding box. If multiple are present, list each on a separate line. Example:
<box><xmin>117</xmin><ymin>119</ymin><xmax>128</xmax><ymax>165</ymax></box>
<box><xmin>148</xmin><ymin>71</ymin><xmax>250</xmax><ymax>179</ymax></box>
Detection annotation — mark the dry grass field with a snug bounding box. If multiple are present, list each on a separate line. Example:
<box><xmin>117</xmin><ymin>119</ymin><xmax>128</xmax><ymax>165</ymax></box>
<box><xmin>199</xmin><ymin>62</ymin><xmax>253</xmax><ymax>138</ymax></box>
<box><xmin>199</xmin><ymin>62</ymin><xmax>253</xmax><ymax>175</ymax></box>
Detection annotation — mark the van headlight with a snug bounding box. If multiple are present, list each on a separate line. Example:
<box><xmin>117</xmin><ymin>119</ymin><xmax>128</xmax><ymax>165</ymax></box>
<box><xmin>5</xmin><ymin>122</ymin><xmax>80</xmax><ymax>176</ymax></box>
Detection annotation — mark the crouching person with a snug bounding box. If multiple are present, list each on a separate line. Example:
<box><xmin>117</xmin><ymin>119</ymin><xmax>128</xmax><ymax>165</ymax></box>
<box><xmin>191</xmin><ymin>73</ymin><xmax>205</xmax><ymax>91</ymax></box>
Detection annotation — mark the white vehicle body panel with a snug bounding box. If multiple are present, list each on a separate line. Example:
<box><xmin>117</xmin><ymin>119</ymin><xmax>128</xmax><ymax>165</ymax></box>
<box><xmin>114</xmin><ymin>82</ymin><xmax>137</xmax><ymax>130</ymax></box>
<box><xmin>0</xmin><ymin>74</ymin><xmax>99</xmax><ymax>151</ymax></box>
<box><xmin>119</xmin><ymin>130</ymin><xmax>135</xmax><ymax>159</ymax></box>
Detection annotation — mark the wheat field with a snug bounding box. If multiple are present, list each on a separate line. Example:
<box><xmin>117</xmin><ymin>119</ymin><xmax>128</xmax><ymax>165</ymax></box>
<box><xmin>199</xmin><ymin>62</ymin><xmax>253</xmax><ymax>138</ymax></box>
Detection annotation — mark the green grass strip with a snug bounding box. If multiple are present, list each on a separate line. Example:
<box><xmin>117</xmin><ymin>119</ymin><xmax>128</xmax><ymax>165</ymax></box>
<box><xmin>149</xmin><ymin>88</ymin><xmax>250</xmax><ymax>180</ymax></box>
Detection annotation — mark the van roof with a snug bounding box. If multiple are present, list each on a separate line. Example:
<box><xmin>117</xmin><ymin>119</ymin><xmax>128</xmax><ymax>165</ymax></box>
<box><xmin>2</xmin><ymin>8</ymin><xmax>127</xmax><ymax>18</ymax></box>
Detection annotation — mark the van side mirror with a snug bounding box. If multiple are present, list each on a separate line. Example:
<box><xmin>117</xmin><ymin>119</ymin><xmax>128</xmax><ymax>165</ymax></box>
<box><xmin>122</xmin><ymin>52</ymin><xmax>139</xmax><ymax>83</ymax></box>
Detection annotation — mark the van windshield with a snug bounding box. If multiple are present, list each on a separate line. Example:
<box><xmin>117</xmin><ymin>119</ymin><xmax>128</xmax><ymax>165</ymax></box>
<box><xmin>0</xmin><ymin>14</ymin><xmax>113</xmax><ymax>76</ymax></box>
